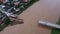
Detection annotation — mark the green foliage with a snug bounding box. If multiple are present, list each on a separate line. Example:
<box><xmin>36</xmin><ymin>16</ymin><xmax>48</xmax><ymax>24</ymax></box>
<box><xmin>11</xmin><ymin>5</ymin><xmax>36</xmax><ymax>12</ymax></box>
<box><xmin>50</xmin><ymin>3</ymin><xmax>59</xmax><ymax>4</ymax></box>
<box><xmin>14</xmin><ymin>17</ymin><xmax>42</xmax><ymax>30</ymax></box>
<box><xmin>0</xmin><ymin>0</ymin><xmax>38</xmax><ymax>32</ymax></box>
<box><xmin>0</xmin><ymin>16</ymin><xmax>11</xmax><ymax>32</ymax></box>
<box><xmin>51</xmin><ymin>18</ymin><xmax>60</xmax><ymax>34</ymax></box>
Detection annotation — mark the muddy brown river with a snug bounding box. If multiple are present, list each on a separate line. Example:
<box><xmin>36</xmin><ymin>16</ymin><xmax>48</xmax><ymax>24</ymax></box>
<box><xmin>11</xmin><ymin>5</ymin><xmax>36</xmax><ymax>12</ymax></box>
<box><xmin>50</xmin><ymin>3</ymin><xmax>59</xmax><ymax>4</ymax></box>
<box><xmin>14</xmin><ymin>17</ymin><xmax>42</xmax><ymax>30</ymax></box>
<box><xmin>0</xmin><ymin>0</ymin><xmax>60</xmax><ymax>34</ymax></box>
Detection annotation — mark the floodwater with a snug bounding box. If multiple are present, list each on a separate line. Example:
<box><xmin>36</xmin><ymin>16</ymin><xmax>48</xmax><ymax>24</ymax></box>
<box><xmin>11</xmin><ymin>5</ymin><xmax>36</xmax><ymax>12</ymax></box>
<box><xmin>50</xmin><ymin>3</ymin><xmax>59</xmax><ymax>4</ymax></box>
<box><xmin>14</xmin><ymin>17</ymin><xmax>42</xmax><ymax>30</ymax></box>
<box><xmin>0</xmin><ymin>0</ymin><xmax>60</xmax><ymax>34</ymax></box>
